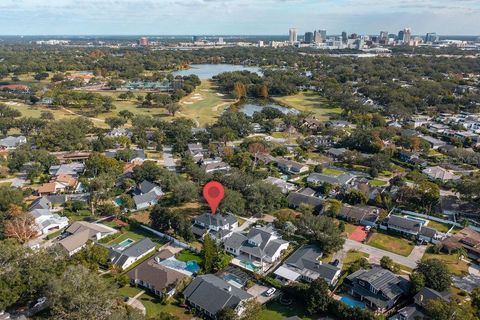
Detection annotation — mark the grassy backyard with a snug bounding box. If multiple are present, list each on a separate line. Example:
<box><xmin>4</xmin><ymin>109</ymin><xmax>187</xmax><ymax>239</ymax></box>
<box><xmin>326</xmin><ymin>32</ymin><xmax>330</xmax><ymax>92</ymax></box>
<box><xmin>175</xmin><ymin>250</ymin><xmax>203</xmax><ymax>264</ymax></box>
<box><xmin>322</xmin><ymin>168</ymin><xmax>344</xmax><ymax>176</ymax></box>
<box><xmin>260</xmin><ymin>299</ymin><xmax>313</xmax><ymax>320</ymax></box>
<box><xmin>273</xmin><ymin>91</ymin><xmax>342</xmax><ymax>121</ymax></box>
<box><xmin>422</xmin><ymin>250</ymin><xmax>469</xmax><ymax>276</ymax></box>
<box><xmin>140</xmin><ymin>294</ymin><xmax>192</xmax><ymax>320</ymax></box>
<box><xmin>367</xmin><ymin>232</ymin><xmax>414</xmax><ymax>257</ymax></box>
<box><xmin>342</xmin><ymin>250</ymin><xmax>370</xmax><ymax>271</ymax></box>
<box><xmin>369</xmin><ymin>179</ymin><xmax>387</xmax><ymax>186</ymax></box>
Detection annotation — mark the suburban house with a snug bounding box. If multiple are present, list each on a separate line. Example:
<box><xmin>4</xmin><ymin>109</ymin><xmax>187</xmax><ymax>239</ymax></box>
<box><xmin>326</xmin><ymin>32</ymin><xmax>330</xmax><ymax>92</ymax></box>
<box><xmin>274</xmin><ymin>245</ymin><xmax>341</xmax><ymax>286</ymax></box>
<box><xmin>337</xmin><ymin>204</ymin><xmax>380</xmax><ymax>227</ymax></box>
<box><xmin>132</xmin><ymin>180</ymin><xmax>164</xmax><ymax>210</ymax></box>
<box><xmin>345</xmin><ymin>268</ymin><xmax>410</xmax><ymax>313</ymax></box>
<box><xmin>418</xmin><ymin>135</ymin><xmax>446</xmax><ymax>150</ymax></box>
<box><xmin>201</xmin><ymin>159</ymin><xmax>231</xmax><ymax>174</ymax></box>
<box><xmin>29</xmin><ymin>195</ymin><xmax>67</xmax><ymax>211</ymax></box>
<box><xmin>58</xmin><ymin>221</ymin><xmax>118</xmax><ymax>255</ymax></box>
<box><xmin>30</xmin><ymin>209</ymin><xmax>69</xmax><ymax>235</ymax></box>
<box><xmin>107</xmin><ymin>128</ymin><xmax>132</xmax><ymax>138</ymax></box>
<box><xmin>127</xmin><ymin>250</ymin><xmax>187</xmax><ymax>297</ymax></box>
<box><xmin>382</xmin><ymin>215</ymin><xmax>441</xmax><ymax>243</ymax></box>
<box><xmin>307</xmin><ymin>172</ymin><xmax>355</xmax><ymax>188</ymax></box>
<box><xmin>191</xmin><ymin>212</ymin><xmax>238</xmax><ymax>242</ymax></box>
<box><xmin>36</xmin><ymin>182</ymin><xmax>57</xmax><ymax>196</ymax></box>
<box><xmin>263</xmin><ymin>176</ymin><xmax>297</xmax><ymax>194</ymax></box>
<box><xmin>390</xmin><ymin>287</ymin><xmax>451</xmax><ymax>320</ymax></box>
<box><xmin>49</xmin><ymin>163</ymin><xmax>85</xmax><ymax>177</ymax></box>
<box><xmin>440</xmin><ymin>228</ymin><xmax>480</xmax><ymax>262</ymax></box>
<box><xmin>183</xmin><ymin>274</ymin><xmax>253</xmax><ymax>318</ymax></box>
<box><xmin>108</xmin><ymin>237</ymin><xmax>156</xmax><ymax>270</ymax></box>
<box><xmin>398</xmin><ymin>151</ymin><xmax>427</xmax><ymax>167</ymax></box>
<box><xmin>224</xmin><ymin>225</ymin><xmax>290</xmax><ymax>272</ymax></box>
<box><xmin>106</xmin><ymin>148</ymin><xmax>146</xmax><ymax>163</ymax></box>
<box><xmin>188</xmin><ymin>143</ymin><xmax>205</xmax><ymax>162</ymax></box>
<box><xmin>275</xmin><ymin>158</ymin><xmax>309</xmax><ymax>175</ymax></box>
<box><xmin>287</xmin><ymin>188</ymin><xmax>324</xmax><ymax>212</ymax></box>
<box><xmin>0</xmin><ymin>135</ymin><xmax>26</xmax><ymax>150</ymax></box>
<box><xmin>422</xmin><ymin>166</ymin><xmax>460</xmax><ymax>182</ymax></box>
<box><xmin>326</xmin><ymin>147</ymin><xmax>348</xmax><ymax>160</ymax></box>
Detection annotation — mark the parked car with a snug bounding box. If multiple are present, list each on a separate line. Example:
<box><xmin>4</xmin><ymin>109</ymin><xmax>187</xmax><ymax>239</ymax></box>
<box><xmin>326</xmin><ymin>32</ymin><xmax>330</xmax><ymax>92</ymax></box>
<box><xmin>364</xmin><ymin>226</ymin><xmax>372</xmax><ymax>232</ymax></box>
<box><xmin>331</xmin><ymin>259</ymin><xmax>340</xmax><ymax>267</ymax></box>
<box><xmin>265</xmin><ymin>288</ymin><xmax>276</xmax><ymax>297</ymax></box>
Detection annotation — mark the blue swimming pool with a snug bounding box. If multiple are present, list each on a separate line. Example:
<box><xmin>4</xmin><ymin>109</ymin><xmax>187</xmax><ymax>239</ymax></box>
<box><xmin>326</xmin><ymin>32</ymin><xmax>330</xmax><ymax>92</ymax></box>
<box><xmin>340</xmin><ymin>296</ymin><xmax>366</xmax><ymax>309</ymax></box>
<box><xmin>224</xmin><ymin>274</ymin><xmax>246</xmax><ymax>287</ymax></box>
<box><xmin>186</xmin><ymin>261</ymin><xmax>200</xmax><ymax>273</ymax></box>
<box><xmin>117</xmin><ymin>239</ymin><xmax>134</xmax><ymax>249</ymax></box>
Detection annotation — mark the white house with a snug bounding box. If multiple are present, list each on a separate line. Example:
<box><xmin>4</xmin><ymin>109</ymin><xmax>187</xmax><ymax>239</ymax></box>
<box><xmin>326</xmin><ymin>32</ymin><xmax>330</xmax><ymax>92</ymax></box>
<box><xmin>30</xmin><ymin>209</ymin><xmax>69</xmax><ymax>235</ymax></box>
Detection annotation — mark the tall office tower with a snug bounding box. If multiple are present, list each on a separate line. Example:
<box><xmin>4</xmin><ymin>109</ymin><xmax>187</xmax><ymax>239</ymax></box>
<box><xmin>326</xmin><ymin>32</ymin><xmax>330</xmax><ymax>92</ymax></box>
<box><xmin>304</xmin><ymin>32</ymin><xmax>314</xmax><ymax>43</ymax></box>
<box><xmin>341</xmin><ymin>31</ymin><xmax>348</xmax><ymax>43</ymax></box>
<box><xmin>319</xmin><ymin>29</ymin><xmax>327</xmax><ymax>40</ymax></box>
<box><xmin>403</xmin><ymin>28</ymin><xmax>412</xmax><ymax>44</ymax></box>
<box><xmin>313</xmin><ymin>30</ymin><xmax>322</xmax><ymax>43</ymax></box>
<box><xmin>138</xmin><ymin>37</ymin><xmax>149</xmax><ymax>46</ymax></box>
<box><xmin>425</xmin><ymin>32</ymin><xmax>438</xmax><ymax>43</ymax></box>
<box><xmin>289</xmin><ymin>28</ymin><xmax>298</xmax><ymax>43</ymax></box>
<box><xmin>398</xmin><ymin>30</ymin><xmax>405</xmax><ymax>42</ymax></box>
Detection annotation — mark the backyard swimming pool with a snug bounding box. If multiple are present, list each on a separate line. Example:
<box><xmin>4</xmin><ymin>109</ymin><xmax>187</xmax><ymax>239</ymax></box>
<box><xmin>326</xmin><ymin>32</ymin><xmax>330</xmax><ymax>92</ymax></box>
<box><xmin>240</xmin><ymin>259</ymin><xmax>260</xmax><ymax>271</ymax></box>
<box><xmin>117</xmin><ymin>239</ymin><xmax>134</xmax><ymax>250</ymax></box>
<box><xmin>223</xmin><ymin>274</ymin><xmax>246</xmax><ymax>288</ymax></box>
<box><xmin>159</xmin><ymin>258</ymin><xmax>200</xmax><ymax>274</ymax></box>
<box><xmin>340</xmin><ymin>296</ymin><xmax>366</xmax><ymax>309</ymax></box>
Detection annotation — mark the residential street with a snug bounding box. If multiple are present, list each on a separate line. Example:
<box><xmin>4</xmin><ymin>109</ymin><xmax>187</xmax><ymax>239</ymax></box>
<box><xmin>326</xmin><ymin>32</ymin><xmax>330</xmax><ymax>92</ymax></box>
<box><xmin>341</xmin><ymin>239</ymin><xmax>425</xmax><ymax>269</ymax></box>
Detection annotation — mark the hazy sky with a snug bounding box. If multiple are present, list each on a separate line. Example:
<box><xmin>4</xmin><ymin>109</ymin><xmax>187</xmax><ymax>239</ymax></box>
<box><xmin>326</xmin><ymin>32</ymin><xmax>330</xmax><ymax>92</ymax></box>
<box><xmin>1</xmin><ymin>0</ymin><xmax>479</xmax><ymax>35</ymax></box>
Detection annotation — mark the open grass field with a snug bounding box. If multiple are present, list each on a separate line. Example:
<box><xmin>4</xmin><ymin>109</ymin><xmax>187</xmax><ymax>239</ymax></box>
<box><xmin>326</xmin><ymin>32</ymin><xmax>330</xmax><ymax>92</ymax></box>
<box><xmin>342</xmin><ymin>250</ymin><xmax>370</xmax><ymax>271</ymax></box>
<box><xmin>422</xmin><ymin>251</ymin><xmax>469</xmax><ymax>276</ymax></box>
<box><xmin>322</xmin><ymin>167</ymin><xmax>344</xmax><ymax>176</ymax></box>
<box><xmin>367</xmin><ymin>232</ymin><xmax>414</xmax><ymax>257</ymax></box>
<box><xmin>273</xmin><ymin>91</ymin><xmax>342</xmax><ymax>120</ymax></box>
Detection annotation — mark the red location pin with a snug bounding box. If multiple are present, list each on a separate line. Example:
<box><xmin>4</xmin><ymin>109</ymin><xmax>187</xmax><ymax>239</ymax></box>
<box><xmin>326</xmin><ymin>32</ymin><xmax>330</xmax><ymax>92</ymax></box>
<box><xmin>203</xmin><ymin>181</ymin><xmax>225</xmax><ymax>215</ymax></box>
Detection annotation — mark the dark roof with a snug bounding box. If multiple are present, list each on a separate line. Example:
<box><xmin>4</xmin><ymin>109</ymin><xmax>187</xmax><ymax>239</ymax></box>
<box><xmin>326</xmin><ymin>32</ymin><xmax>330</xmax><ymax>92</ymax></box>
<box><xmin>414</xmin><ymin>287</ymin><xmax>450</xmax><ymax>308</ymax></box>
<box><xmin>347</xmin><ymin>268</ymin><xmax>408</xmax><ymax>308</ymax></box>
<box><xmin>139</xmin><ymin>180</ymin><xmax>159</xmax><ymax>194</ymax></box>
<box><xmin>339</xmin><ymin>204</ymin><xmax>379</xmax><ymax>223</ymax></box>
<box><xmin>194</xmin><ymin>213</ymin><xmax>237</xmax><ymax>228</ymax></box>
<box><xmin>387</xmin><ymin>215</ymin><xmax>421</xmax><ymax>233</ymax></box>
<box><xmin>284</xmin><ymin>244</ymin><xmax>323</xmax><ymax>269</ymax></box>
<box><xmin>128</xmin><ymin>252</ymin><xmax>187</xmax><ymax>292</ymax></box>
<box><xmin>109</xmin><ymin>238</ymin><xmax>156</xmax><ymax>267</ymax></box>
<box><xmin>287</xmin><ymin>192</ymin><xmax>323</xmax><ymax>208</ymax></box>
<box><xmin>183</xmin><ymin>274</ymin><xmax>252</xmax><ymax>316</ymax></box>
<box><xmin>29</xmin><ymin>197</ymin><xmax>51</xmax><ymax>210</ymax></box>
<box><xmin>307</xmin><ymin>172</ymin><xmax>355</xmax><ymax>186</ymax></box>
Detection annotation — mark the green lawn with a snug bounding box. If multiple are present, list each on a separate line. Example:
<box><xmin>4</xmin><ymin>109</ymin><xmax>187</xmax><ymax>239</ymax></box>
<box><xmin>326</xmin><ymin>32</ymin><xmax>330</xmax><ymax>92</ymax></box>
<box><xmin>343</xmin><ymin>222</ymin><xmax>358</xmax><ymax>237</ymax></box>
<box><xmin>139</xmin><ymin>294</ymin><xmax>192</xmax><ymax>320</ymax></box>
<box><xmin>175</xmin><ymin>250</ymin><xmax>203</xmax><ymax>264</ymax></box>
<box><xmin>322</xmin><ymin>168</ymin><xmax>344</xmax><ymax>176</ymax></box>
<box><xmin>367</xmin><ymin>232</ymin><xmax>414</xmax><ymax>257</ymax></box>
<box><xmin>105</xmin><ymin>225</ymin><xmax>166</xmax><ymax>246</ymax></box>
<box><xmin>273</xmin><ymin>91</ymin><xmax>342</xmax><ymax>121</ymax></box>
<box><xmin>342</xmin><ymin>250</ymin><xmax>370</xmax><ymax>271</ymax></box>
<box><xmin>260</xmin><ymin>300</ymin><xmax>313</xmax><ymax>320</ymax></box>
<box><xmin>422</xmin><ymin>251</ymin><xmax>469</xmax><ymax>276</ymax></box>
<box><xmin>369</xmin><ymin>179</ymin><xmax>387</xmax><ymax>186</ymax></box>
<box><xmin>117</xmin><ymin>285</ymin><xmax>144</xmax><ymax>298</ymax></box>
<box><xmin>425</xmin><ymin>220</ymin><xmax>455</xmax><ymax>233</ymax></box>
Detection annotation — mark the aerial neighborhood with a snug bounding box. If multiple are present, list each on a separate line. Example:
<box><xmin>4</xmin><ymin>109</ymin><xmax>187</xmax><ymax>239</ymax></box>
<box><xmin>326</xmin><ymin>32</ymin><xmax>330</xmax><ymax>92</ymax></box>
<box><xmin>0</xmin><ymin>30</ymin><xmax>480</xmax><ymax>320</ymax></box>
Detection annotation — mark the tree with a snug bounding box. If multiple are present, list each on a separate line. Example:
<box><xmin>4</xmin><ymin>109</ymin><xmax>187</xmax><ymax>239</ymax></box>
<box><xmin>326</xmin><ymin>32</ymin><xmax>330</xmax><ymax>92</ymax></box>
<box><xmin>217</xmin><ymin>308</ymin><xmax>238</xmax><ymax>320</ymax></box>
<box><xmin>240</xmin><ymin>299</ymin><xmax>263</xmax><ymax>320</ymax></box>
<box><xmin>47</xmin><ymin>265</ymin><xmax>118</xmax><ymax>320</ymax></box>
<box><xmin>3</xmin><ymin>205</ymin><xmax>37</xmax><ymax>243</ymax></box>
<box><xmin>471</xmin><ymin>287</ymin><xmax>480</xmax><ymax>317</ymax></box>
<box><xmin>409</xmin><ymin>271</ymin><xmax>425</xmax><ymax>294</ymax></box>
<box><xmin>344</xmin><ymin>189</ymin><xmax>368</xmax><ymax>205</ymax></box>
<box><xmin>424</xmin><ymin>298</ymin><xmax>476</xmax><ymax>320</ymax></box>
<box><xmin>85</xmin><ymin>153</ymin><xmax>123</xmax><ymax>177</ymax></box>
<box><xmin>415</xmin><ymin>259</ymin><xmax>451</xmax><ymax>291</ymax></box>
<box><xmin>219</xmin><ymin>188</ymin><xmax>246</xmax><ymax>216</ymax></box>
<box><xmin>296</xmin><ymin>214</ymin><xmax>345</xmax><ymax>253</ymax></box>
<box><xmin>233</xmin><ymin>82</ymin><xmax>247</xmax><ymax>99</ymax></box>
<box><xmin>118</xmin><ymin>110</ymin><xmax>134</xmax><ymax>120</ymax></box>
<box><xmin>258</xmin><ymin>84</ymin><xmax>269</xmax><ymax>98</ymax></box>
<box><xmin>105</xmin><ymin>116</ymin><xmax>127</xmax><ymax>129</ymax></box>
<box><xmin>305</xmin><ymin>278</ymin><xmax>332</xmax><ymax>315</ymax></box>
<box><xmin>323</xmin><ymin>199</ymin><xmax>342</xmax><ymax>217</ymax></box>
<box><xmin>166</xmin><ymin>102</ymin><xmax>181</xmax><ymax>116</ymax></box>
<box><xmin>248</xmin><ymin>142</ymin><xmax>266</xmax><ymax>170</ymax></box>
<box><xmin>202</xmin><ymin>234</ymin><xmax>216</xmax><ymax>273</ymax></box>
<box><xmin>171</xmin><ymin>181</ymin><xmax>199</xmax><ymax>205</ymax></box>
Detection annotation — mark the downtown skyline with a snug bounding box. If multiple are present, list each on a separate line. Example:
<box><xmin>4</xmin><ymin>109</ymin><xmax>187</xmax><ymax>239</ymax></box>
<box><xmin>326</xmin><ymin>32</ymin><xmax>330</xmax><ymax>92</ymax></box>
<box><xmin>0</xmin><ymin>0</ymin><xmax>479</xmax><ymax>36</ymax></box>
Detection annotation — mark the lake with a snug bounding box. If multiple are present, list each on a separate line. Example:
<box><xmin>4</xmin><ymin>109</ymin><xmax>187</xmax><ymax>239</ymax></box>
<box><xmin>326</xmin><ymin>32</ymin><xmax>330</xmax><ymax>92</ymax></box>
<box><xmin>173</xmin><ymin>64</ymin><xmax>262</xmax><ymax>80</ymax></box>
<box><xmin>240</xmin><ymin>103</ymin><xmax>299</xmax><ymax>117</ymax></box>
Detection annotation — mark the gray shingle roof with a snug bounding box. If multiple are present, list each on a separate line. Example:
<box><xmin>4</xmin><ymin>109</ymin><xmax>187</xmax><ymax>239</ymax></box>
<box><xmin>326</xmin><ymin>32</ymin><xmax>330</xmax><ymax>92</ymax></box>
<box><xmin>287</xmin><ymin>192</ymin><xmax>323</xmax><ymax>208</ymax></box>
<box><xmin>183</xmin><ymin>274</ymin><xmax>252</xmax><ymax>316</ymax></box>
<box><xmin>109</xmin><ymin>238</ymin><xmax>156</xmax><ymax>267</ymax></box>
<box><xmin>194</xmin><ymin>213</ymin><xmax>237</xmax><ymax>228</ymax></box>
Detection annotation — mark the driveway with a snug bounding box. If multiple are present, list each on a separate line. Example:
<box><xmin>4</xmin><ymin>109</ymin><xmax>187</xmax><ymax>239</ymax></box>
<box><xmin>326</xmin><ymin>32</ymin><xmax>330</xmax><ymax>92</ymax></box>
<box><xmin>247</xmin><ymin>284</ymin><xmax>277</xmax><ymax>304</ymax></box>
<box><xmin>342</xmin><ymin>239</ymin><xmax>420</xmax><ymax>269</ymax></box>
<box><xmin>162</xmin><ymin>146</ymin><xmax>176</xmax><ymax>172</ymax></box>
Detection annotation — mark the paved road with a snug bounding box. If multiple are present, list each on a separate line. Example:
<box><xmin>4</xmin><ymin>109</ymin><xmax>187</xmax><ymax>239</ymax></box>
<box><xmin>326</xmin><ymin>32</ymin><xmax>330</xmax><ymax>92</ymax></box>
<box><xmin>342</xmin><ymin>239</ymin><xmax>421</xmax><ymax>269</ymax></box>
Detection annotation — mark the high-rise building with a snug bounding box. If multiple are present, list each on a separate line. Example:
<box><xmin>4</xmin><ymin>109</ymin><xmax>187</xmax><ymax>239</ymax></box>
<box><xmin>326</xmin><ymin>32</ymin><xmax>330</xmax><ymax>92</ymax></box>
<box><xmin>289</xmin><ymin>28</ymin><xmax>298</xmax><ymax>44</ymax></box>
<box><xmin>313</xmin><ymin>30</ymin><xmax>322</xmax><ymax>43</ymax></box>
<box><xmin>341</xmin><ymin>31</ymin><xmax>348</xmax><ymax>44</ymax></box>
<box><xmin>404</xmin><ymin>28</ymin><xmax>412</xmax><ymax>44</ymax></box>
<box><xmin>425</xmin><ymin>32</ymin><xmax>439</xmax><ymax>43</ymax></box>
<box><xmin>139</xmin><ymin>37</ymin><xmax>149</xmax><ymax>46</ymax></box>
<box><xmin>319</xmin><ymin>29</ymin><xmax>327</xmax><ymax>40</ymax></box>
<box><xmin>398</xmin><ymin>30</ymin><xmax>405</xmax><ymax>42</ymax></box>
<box><xmin>304</xmin><ymin>32</ymin><xmax>314</xmax><ymax>43</ymax></box>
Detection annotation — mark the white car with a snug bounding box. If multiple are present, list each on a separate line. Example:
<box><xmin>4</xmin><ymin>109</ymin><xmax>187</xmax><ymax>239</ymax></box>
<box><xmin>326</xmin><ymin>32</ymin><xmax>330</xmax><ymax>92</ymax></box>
<box><xmin>265</xmin><ymin>287</ymin><xmax>276</xmax><ymax>297</ymax></box>
<box><xmin>365</xmin><ymin>226</ymin><xmax>372</xmax><ymax>232</ymax></box>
